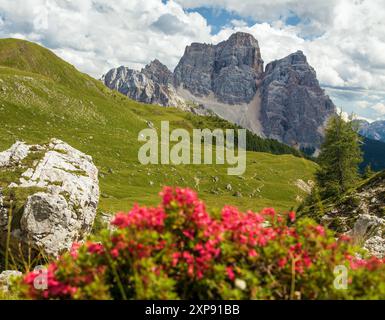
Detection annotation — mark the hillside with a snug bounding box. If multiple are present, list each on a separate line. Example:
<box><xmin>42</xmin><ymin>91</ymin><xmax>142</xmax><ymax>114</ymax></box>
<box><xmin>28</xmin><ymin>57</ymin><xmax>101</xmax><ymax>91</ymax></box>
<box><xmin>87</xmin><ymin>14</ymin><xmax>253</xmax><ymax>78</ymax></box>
<box><xmin>298</xmin><ymin>170</ymin><xmax>385</xmax><ymax>257</ymax></box>
<box><xmin>0</xmin><ymin>39</ymin><xmax>317</xmax><ymax>215</ymax></box>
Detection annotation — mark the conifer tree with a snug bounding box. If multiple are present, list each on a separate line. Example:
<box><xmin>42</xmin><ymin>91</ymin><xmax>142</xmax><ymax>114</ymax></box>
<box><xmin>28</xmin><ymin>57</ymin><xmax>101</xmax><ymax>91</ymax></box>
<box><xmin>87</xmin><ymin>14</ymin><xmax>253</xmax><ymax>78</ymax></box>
<box><xmin>315</xmin><ymin>113</ymin><xmax>362</xmax><ymax>199</ymax></box>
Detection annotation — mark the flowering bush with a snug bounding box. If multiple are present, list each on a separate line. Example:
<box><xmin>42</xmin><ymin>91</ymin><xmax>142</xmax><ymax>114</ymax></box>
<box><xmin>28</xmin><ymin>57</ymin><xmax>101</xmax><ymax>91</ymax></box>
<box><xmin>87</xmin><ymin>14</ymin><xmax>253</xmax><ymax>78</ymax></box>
<box><xmin>19</xmin><ymin>187</ymin><xmax>385</xmax><ymax>299</ymax></box>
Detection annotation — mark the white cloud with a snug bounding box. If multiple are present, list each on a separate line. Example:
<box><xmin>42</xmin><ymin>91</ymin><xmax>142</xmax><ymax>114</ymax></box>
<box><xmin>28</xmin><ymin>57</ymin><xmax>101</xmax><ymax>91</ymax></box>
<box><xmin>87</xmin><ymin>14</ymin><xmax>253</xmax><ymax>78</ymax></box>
<box><xmin>371</xmin><ymin>103</ymin><xmax>385</xmax><ymax>115</ymax></box>
<box><xmin>0</xmin><ymin>0</ymin><xmax>385</xmax><ymax>120</ymax></box>
<box><xmin>0</xmin><ymin>0</ymin><xmax>212</xmax><ymax>77</ymax></box>
<box><xmin>176</xmin><ymin>0</ymin><xmax>385</xmax><ymax>91</ymax></box>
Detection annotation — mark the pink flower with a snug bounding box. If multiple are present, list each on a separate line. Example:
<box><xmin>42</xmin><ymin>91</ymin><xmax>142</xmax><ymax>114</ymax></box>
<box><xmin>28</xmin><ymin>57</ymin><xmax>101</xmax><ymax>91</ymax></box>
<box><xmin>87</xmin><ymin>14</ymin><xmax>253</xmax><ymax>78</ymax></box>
<box><xmin>288</xmin><ymin>211</ymin><xmax>296</xmax><ymax>222</ymax></box>
<box><xmin>70</xmin><ymin>242</ymin><xmax>81</xmax><ymax>258</ymax></box>
<box><xmin>226</xmin><ymin>266</ymin><xmax>235</xmax><ymax>281</ymax></box>
<box><xmin>314</xmin><ymin>225</ymin><xmax>325</xmax><ymax>236</ymax></box>
<box><xmin>110</xmin><ymin>248</ymin><xmax>119</xmax><ymax>258</ymax></box>
<box><xmin>248</xmin><ymin>249</ymin><xmax>257</xmax><ymax>258</ymax></box>
<box><xmin>278</xmin><ymin>258</ymin><xmax>287</xmax><ymax>268</ymax></box>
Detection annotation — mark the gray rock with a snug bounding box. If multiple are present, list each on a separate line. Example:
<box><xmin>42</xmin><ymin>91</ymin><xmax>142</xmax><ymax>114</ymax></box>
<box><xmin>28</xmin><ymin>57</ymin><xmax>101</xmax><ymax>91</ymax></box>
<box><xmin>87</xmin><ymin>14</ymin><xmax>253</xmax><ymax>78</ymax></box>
<box><xmin>102</xmin><ymin>62</ymin><xmax>186</xmax><ymax>108</ymax></box>
<box><xmin>363</xmin><ymin>236</ymin><xmax>385</xmax><ymax>258</ymax></box>
<box><xmin>0</xmin><ymin>270</ymin><xmax>22</xmax><ymax>293</ymax></box>
<box><xmin>142</xmin><ymin>59</ymin><xmax>173</xmax><ymax>86</ymax></box>
<box><xmin>260</xmin><ymin>51</ymin><xmax>336</xmax><ymax>152</ymax></box>
<box><xmin>350</xmin><ymin>214</ymin><xmax>385</xmax><ymax>243</ymax></box>
<box><xmin>0</xmin><ymin>139</ymin><xmax>99</xmax><ymax>258</ymax></box>
<box><xmin>174</xmin><ymin>32</ymin><xmax>264</xmax><ymax>104</ymax></box>
<box><xmin>317</xmin><ymin>171</ymin><xmax>385</xmax><ymax>257</ymax></box>
<box><xmin>97</xmin><ymin>212</ymin><xmax>115</xmax><ymax>231</ymax></box>
<box><xmin>0</xmin><ymin>141</ymin><xmax>30</xmax><ymax>167</ymax></box>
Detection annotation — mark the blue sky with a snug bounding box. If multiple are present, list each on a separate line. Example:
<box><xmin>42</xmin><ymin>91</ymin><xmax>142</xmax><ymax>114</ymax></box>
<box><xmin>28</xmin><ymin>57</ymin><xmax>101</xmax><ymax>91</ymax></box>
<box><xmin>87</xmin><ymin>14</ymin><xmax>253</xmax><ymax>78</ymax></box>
<box><xmin>185</xmin><ymin>7</ymin><xmax>257</xmax><ymax>34</ymax></box>
<box><xmin>0</xmin><ymin>0</ymin><xmax>385</xmax><ymax>122</ymax></box>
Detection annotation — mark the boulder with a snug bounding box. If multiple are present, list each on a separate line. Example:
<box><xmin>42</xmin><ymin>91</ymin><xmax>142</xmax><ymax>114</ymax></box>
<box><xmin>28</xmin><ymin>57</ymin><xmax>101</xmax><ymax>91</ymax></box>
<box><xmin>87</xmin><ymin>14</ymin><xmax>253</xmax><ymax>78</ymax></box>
<box><xmin>348</xmin><ymin>214</ymin><xmax>385</xmax><ymax>258</ymax></box>
<box><xmin>0</xmin><ymin>270</ymin><xmax>22</xmax><ymax>293</ymax></box>
<box><xmin>0</xmin><ymin>139</ymin><xmax>99</xmax><ymax>258</ymax></box>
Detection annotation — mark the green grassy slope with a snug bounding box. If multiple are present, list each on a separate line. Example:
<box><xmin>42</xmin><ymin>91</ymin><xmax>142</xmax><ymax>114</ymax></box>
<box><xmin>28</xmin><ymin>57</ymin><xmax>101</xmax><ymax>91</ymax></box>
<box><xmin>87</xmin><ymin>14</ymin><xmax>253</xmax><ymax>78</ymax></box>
<box><xmin>0</xmin><ymin>38</ymin><xmax>317</xmax><ymax>213</ymax></box>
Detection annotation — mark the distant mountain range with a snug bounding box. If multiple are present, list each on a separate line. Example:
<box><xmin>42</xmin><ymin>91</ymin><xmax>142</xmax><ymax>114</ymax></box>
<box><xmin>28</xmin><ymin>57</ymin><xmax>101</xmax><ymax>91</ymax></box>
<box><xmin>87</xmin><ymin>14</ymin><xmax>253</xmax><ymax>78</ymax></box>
<box><xmin>354</xmin><ymin>119</ymin><xmax>385</xmax><ymax>142</ymax></box>
<box><xmin>351</xmin><ymin>119</ymin><xmax>385</xmax><ymax>171</ymax></box>
<box><xmin>102</xmin><ymin>32</ymin><xmax>336</xmax><ymax>155</ymax></box>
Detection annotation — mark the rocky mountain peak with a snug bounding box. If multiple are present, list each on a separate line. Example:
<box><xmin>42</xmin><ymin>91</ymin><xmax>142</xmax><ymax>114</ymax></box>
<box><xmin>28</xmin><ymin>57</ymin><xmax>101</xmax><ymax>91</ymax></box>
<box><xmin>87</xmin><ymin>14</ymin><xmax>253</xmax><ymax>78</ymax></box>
<box><xmin>174</xmin><ymin>32</ymin><xmax>263</xmax><ymax>104</ymax></box>
<box><xmin>142</xmin><ymin>59</ymin><xmax>172</xmax><ymax>85</ymax></box>
<box><xmin>216</xmin><ymin>32</ymin><xmax>264</xmax><ymax>75</ymax></box>
<box><xmin>225</xmin><ymin>32</ymin><xmax>261</xmax><ymax>49</ymax></box>
<box><xmin>264</xmin><ymin>50</ymin><xmax>317</xmax><ymax>86</ymax></box>
<box><xmin>260</xmin><ymin>51</ymin><xmax>335</xmax><ymax>151</ymax></box>
<box><xmin>225</xmin><ymin>31</ymin><xmax>259</xmax><ymax>45</ymax></box>
<box><xmin>102</xmin><ymin>32</ymin><xmax>336</xmax><ymax>152</ymax></box>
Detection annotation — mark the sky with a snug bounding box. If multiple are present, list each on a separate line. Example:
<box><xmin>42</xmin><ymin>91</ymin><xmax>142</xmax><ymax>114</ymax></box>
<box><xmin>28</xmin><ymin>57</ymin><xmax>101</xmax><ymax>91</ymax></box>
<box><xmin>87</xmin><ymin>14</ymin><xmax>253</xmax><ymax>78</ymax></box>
<box><xmin>0</xmin><ymin>0</ymin><xmax>385</xmax><ymax>122</ymax></box>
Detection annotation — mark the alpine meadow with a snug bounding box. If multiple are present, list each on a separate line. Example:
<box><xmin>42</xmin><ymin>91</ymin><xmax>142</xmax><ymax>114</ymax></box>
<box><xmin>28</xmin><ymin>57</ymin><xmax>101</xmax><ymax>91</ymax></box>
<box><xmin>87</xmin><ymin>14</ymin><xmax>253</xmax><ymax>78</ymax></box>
<box><xmin>1</xmin><ymin>0</ymin><xmax>385</xmax><ymax>306</ymax></box>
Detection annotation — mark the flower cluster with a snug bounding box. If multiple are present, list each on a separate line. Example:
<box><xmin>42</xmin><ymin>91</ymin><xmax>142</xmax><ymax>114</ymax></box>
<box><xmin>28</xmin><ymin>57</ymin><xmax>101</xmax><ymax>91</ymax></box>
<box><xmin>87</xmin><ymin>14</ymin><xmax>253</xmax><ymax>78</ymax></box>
<box><xmin>112</xmin><ymin>205</ymin><xmax>166</xmax><ymax>231</ymax></box>
<box><xmin>19</xmin><ymin>186</ymin><xmax>385</xmax><ymax>300</ymax></box>
<box><xmin>24</xmin><ymin>263</ymin><xmax>77</xmax><ymax>299</ymax></box>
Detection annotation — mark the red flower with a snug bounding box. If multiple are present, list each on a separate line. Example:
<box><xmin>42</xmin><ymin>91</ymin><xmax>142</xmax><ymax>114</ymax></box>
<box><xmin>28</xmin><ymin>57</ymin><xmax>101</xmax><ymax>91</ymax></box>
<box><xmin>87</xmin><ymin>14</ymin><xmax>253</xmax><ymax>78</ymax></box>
<box><xmin>314</xmin><ymin>225</ymin><xmax>325</xmax><ymax>236</ymax></box>
<box><xmin>87</xmin><ymin>242</ymin><xmax>104</xmax><ymax>255</ymax></box>
<box><xmin>70</xmin><ymin>242</ymin><xmax>81</xmax><ymax>259</ymax></box>
<box><xmin>278</xmin><ymin>257</ymin><xmax>287</xmax><ymax>268</ymax></box>
<box><xmin>226</xmin><ymin>266</ymin><xmax>235</xmax><ymax>281</ymax></box>
<box><xmin>248</xmin><ymin>249</ymin><xmax>257</xmax><ymax>258</ymax></box>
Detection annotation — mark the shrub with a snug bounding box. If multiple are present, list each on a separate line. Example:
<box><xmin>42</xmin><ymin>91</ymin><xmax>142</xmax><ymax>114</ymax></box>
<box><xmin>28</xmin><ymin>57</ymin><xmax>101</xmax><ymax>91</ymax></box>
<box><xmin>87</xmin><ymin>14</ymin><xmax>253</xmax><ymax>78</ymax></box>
<box><xmin>19</xmin><ymin>187</ymin><xmax>385</xmax><ymax>299</ymax></box>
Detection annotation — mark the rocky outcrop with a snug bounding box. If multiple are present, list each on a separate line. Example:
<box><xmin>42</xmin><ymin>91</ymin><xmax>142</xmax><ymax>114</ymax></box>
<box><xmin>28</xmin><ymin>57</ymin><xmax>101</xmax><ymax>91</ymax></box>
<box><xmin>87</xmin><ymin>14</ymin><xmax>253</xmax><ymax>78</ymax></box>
<box><xmin>174</xmin><ymin>32</ymin><xmax>264</xmax><ymax>105</ymax></box>
<box><xmin>308</xmin><ymin>171</ymin><xmax>385</xmax><ymax>257</ymax></box>
<box><xmin>0</xmin><ymin>141</ymin><xmax>30</xmax><ymax>167</ymax></box>
<box><xmin>102</xmin><ymin>32</ymin><xmax>336</xmax><ymax>151</ymax></box>
<box><xmin>142</xmin><ymin>59</ymin><xmax>173</xmax><ymax>85</ymax></box>
<box><xmin>0</xmin><ymin>139</ymin><xmax>99</xmax><ymax>258</ymax></box>
<box><xmin>349</xmin><ymin>214</ymin><xmax>385</xmax><ymax>258</ymax></box>
<box><xmin>102</xmin><ymin>61</ymin><xmax>185</xmax><ymax>108</ymax></box>
<box><xmin>260</xmin><ymin>51</ymin><xmax>336</xmax><ymax>151</ymax></box>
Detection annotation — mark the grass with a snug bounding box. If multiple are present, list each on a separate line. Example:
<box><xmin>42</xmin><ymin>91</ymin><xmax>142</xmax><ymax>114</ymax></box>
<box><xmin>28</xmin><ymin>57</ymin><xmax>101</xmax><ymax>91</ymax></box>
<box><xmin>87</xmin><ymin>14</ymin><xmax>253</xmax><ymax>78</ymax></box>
<box><xmin>0</xmin><ymin>38</ymin><xmax>317</xmax><ymax>219</ymax></box>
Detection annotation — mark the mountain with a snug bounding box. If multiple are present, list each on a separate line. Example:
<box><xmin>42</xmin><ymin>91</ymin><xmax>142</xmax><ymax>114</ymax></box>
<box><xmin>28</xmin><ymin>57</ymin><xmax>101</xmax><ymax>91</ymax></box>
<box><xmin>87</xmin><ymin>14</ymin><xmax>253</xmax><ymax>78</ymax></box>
<box><xmin>101</xmin><ymin>61</ymin><xmax>186</xmax><ymax>109</ymax></box>
<box><xmin>0</xmin><ymin>38</ymin><xmax>317</xmax><ymax>214</ymax></box>
<box><xmin>102</xmin><ymin>32</ymin><xmax>336</xmax><ymax>154</ymax></box>
<box><xmin>355</xmin><ymin>119</ymin><xmax>385</xmax><ymax>142</ymax></box>
<box><xmin>260</xmin><ymin>51</ymin><xmax>335</xmax><ymax>153</ymax></box>
<box><xmin>174</xmin><ymin>32</ymin><xmax>264</xmax><ymax>104</ymax></box>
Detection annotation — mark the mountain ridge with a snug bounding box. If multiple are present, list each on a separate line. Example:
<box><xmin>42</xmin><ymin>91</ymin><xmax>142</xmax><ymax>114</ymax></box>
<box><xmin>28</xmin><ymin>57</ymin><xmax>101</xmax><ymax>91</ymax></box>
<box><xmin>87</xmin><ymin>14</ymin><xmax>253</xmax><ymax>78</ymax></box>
<box><xmin>102</xmin><ymin>32</ymin><xmax>336</xmax><ymax>154</ymax></box>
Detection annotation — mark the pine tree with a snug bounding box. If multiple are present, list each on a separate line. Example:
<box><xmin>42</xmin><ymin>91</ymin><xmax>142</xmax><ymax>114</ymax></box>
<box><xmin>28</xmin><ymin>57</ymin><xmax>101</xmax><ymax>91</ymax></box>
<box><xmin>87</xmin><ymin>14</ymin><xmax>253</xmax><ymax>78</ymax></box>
<box><xmin>315</xmin><ymin>113</ymin><xmax>362</xmax><ymax>199</ymax></box>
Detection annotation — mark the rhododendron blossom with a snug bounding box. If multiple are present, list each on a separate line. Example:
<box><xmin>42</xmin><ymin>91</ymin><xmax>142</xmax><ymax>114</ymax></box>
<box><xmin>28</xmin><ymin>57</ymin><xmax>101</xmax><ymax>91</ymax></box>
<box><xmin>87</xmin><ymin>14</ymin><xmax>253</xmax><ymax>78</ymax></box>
<box><xmin>20</xmin><ymin>187</ymin><xmax>385</xmax><ymax>300</ymax></box>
